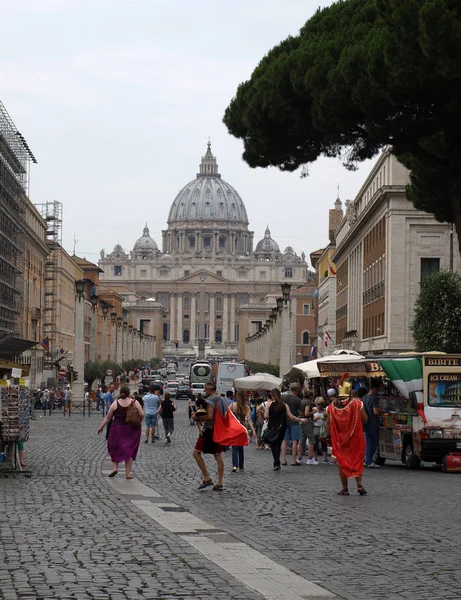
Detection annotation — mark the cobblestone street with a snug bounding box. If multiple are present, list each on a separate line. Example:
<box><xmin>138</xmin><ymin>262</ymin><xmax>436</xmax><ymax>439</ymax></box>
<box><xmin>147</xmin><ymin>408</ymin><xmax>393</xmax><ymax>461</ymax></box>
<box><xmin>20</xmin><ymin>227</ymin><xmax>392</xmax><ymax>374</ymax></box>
<box><xmin>1</xmin><ymin>403</ymin><xmax>460</xmax><ymax>600</ymax></box>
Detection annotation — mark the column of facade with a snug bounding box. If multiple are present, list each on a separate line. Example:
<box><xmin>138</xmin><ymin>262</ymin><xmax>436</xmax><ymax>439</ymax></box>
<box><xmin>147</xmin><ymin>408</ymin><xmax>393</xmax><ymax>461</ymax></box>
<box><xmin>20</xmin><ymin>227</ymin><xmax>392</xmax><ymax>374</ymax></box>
<box><xmin>116</xmin><ymin>325</ymin><xmax>123</xmax><ymax>365</ymax></box>
<box><xmin>223</xmin><ymin>294</ymin><xmax>229</xmax><ymax>343</ymax></box>
<box><xmin>209</xmin><ymin>293</ymin><xmax>215</xmax><ymax>343</ymax></box>
<box><xmin>195</xmin><ymin>230</ymin><xmax>200</xmax><ymax>252</ymax></box>
<box><xmin>229</xmin><ymin>295</ymin><xmax>236</xmax><ymax>342</ymax></box>
<box><xmin>176</xmin><ymin>293</ymin><xmax>183</xmax><ymax>343</ymax></box>
<box><xmin>101</xmin><ymin>315</ymin><xmax>108</xmax><ymax>361</ymax></box>
<box><xmin>169</xmin><ymin>294</ymin><xmax>176</xmax><ymax>341</ymax></box>
<box><xmin>190</xmin><ymin>294</ymin><xmax>197</xmax><ymax>344</ymax></box>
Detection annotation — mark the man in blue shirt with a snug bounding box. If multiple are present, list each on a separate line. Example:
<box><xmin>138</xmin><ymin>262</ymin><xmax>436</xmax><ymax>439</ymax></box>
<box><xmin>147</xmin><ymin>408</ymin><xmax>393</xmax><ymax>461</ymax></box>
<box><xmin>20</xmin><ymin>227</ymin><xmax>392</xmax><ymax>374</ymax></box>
<box><xmin>143</xmin><ymin>386</ymin><xmax>160</xmax><ymax>443</ymax></box>
<box><xmin>105</xmin><ymin>386</ymin><xmax>114</xmax><ymax>414</ymax></box>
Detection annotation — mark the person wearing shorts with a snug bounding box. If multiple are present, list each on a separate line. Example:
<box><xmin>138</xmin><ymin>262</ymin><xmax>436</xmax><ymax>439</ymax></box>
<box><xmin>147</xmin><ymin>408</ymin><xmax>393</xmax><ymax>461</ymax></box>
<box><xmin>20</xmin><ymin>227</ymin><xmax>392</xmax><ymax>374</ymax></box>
<box><xmin>281</xmin><ymin>384</ymin><xmax>302</xmax><ymax>466</ymax></box>
<box><xmin>192</xmin><ymin>382</ymin><xmax>225</xmax><ymax>492</ymax></box>
<box><xmin>64</xmin><ymin>386</ymin><xmax>72</xmax><ymax>414</ymax></box>
<box><xmin>143</xmin><ymin>386</ymin><xmax>160</xmax><ymax>443</ymax></box>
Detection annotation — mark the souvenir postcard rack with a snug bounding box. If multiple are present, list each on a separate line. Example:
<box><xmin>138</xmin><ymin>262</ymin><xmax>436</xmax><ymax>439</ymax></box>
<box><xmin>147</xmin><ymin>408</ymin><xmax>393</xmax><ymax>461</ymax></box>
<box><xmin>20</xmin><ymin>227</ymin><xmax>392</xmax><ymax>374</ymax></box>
<box><xmin>0</xmin><ymin>383</ymin><xmax>32</xmax><ymax>477</ymax></box>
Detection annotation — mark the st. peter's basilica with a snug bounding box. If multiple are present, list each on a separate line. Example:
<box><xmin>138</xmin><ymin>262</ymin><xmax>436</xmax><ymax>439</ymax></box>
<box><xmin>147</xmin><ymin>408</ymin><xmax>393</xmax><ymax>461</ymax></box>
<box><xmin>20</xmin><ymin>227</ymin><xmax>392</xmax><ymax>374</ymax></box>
<box><xmin>99</xmin><ymin>143</ymin><xmax>308</xmax><ymax>357</ymax></box>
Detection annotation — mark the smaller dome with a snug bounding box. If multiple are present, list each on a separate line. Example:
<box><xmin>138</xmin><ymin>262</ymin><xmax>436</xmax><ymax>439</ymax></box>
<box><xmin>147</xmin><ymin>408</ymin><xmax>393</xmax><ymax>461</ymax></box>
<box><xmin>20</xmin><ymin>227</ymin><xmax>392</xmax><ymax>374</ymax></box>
<box><xmin>237</xmin><ymin>254</ymin><xmax>251</xmax><ymax>261</ymax></box>
<box><xmin>133</xmin><ymin>225</ymin><xmax>158</xmax><ymax>252</ymax></box>
<box><xmin>160</xmin><ymin>253</ymin><xmax>173</xmax><ymax>261</ymax></box>
<box><xmin>255</xmin><ymin>226</ymin><xmax>280</xmax><ymax>254</ymax></box>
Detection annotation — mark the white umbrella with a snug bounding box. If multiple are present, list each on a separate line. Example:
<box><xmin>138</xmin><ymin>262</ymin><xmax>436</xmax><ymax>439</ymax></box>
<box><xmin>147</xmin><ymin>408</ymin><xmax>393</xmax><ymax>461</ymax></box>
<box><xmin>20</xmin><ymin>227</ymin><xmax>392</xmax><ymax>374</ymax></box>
<box><xmin>233</xmin><ymin>372</ymin><xmax>282</xmax><ymax>391</ymax></box>
<box><xmin>285</xmin><ymin>350</ymin><xmax>365</xmax><ymax>380</ymax></box>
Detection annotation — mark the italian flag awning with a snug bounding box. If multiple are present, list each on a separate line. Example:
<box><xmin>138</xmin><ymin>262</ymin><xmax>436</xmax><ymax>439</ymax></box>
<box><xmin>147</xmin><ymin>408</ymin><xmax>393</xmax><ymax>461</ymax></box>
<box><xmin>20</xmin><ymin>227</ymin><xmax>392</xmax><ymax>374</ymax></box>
<box><xmin>379</xmin><ymin>358</ymin><xmax>423</xmax><ymax>402</ymax></box>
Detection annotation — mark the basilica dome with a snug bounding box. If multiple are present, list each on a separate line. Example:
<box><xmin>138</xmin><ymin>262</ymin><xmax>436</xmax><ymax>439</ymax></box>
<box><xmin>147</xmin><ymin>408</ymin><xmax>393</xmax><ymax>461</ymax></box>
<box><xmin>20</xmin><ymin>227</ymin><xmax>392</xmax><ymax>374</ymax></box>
<box><xmin>167</xmin><ymin>143</ymin><xmax>248</xmax><ymax>226</ymax></box>
<box><xmin>133</xmin><ymin>225</ymin><xmax>158</xmax><ymax>252</ymax></box>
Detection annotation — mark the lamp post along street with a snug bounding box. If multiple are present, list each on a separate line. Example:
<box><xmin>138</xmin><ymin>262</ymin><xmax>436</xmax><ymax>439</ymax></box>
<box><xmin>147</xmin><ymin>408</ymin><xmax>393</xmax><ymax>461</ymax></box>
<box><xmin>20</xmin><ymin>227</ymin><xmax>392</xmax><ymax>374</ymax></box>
<box><xmin>279</xmin><ymin>284</ymin><xmax>292</xmax><ymax>379</ymax></box>
<box><xmin>73</xmin><ymin>280</ymin><xmax>85</xmax><ymax>411</ymax></box>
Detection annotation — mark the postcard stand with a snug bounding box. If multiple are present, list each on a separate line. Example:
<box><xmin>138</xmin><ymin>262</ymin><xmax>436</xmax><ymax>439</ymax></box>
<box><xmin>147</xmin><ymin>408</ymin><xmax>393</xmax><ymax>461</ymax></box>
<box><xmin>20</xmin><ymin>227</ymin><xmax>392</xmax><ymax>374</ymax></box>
<box><xmin>0</xmin><ymin>383</ymin><xmax>32</xmax><ymax>477</ymax></box>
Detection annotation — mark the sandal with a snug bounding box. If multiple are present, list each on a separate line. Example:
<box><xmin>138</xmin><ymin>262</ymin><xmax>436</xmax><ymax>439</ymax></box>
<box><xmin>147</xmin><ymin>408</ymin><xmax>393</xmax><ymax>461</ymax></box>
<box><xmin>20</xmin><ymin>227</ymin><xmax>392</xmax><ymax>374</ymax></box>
<box><xmin>108</xmin><ymin>471</ymin><xmax>118</xmax><ymax>478</ymax></box>
<box><xmin>198</xmin><ymin>479</ymin><xmax>213</xmax><ymax>490</ymax></box>
<box><xmin>357</xmin><ymin>486</ymin><xmax>367</xmax><ymax>496</ymax></box>
<box><xmin>212</xmin><ymin>484</ymin><xmax>223</xmax><ymax>492</ymax></box>
<box><xmin>126</xmin><ymin>475</ymin><xmax>134</xmax><ymax>480</ymax></box>
<box><xmin>282</xmin><ymin>462</ymin><xmax>288</xmax><ymax>466</ymax></box>
<box><xmin>337</xmin><ymin>489</ymin><xmax>350</xmax><ymax>496</ymax></box>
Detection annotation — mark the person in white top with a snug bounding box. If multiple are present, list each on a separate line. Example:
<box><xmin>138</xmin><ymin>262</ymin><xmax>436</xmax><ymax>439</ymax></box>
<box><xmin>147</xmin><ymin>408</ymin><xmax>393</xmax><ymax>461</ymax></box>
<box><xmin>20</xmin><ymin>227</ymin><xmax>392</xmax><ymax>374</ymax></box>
<box><xmin>313</xmin><ymin>397</ymin><xmax>329</xmax><ymax>463</ymax></box>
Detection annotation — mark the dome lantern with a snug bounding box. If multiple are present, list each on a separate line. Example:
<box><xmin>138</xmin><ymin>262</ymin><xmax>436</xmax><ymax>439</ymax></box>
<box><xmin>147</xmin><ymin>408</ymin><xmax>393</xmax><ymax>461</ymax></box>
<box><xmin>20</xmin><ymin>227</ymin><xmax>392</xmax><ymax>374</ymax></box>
<box><xmin>197</xmin><ymin>141</ymin><xmax>220</xmax><ymax>178</ymax></box>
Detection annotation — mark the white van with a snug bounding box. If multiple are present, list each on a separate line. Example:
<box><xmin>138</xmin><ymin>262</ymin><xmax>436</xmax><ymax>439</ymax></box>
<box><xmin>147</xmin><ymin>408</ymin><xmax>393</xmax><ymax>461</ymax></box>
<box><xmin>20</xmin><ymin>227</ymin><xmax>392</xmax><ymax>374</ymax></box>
<box><xmin>216</xmin><ymin>362</ymin><xmax>246</xmax><ymax>397</ymax></box>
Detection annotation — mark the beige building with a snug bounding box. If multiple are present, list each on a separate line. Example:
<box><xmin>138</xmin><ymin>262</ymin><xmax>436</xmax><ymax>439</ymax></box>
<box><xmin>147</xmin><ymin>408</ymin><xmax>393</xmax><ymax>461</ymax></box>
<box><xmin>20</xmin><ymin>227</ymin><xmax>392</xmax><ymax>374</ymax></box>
<box><xmin>23</xmin><ymin>199</ymin><xmax>50</xmax><ymax>386</ymax></box>
<box><xmin>55</xmin><ymin>248</ymin><xmax>84</xmax><ymax>355</ymax></box>
<box><xmin>332</xmin><ymin>149</ymin><xmax>461</xmax><ymax>355</ymax></box>
<box><xmin>98</xmin><ymin>143</ymin><xmax>308</xmax><ymax>359</ymax></box>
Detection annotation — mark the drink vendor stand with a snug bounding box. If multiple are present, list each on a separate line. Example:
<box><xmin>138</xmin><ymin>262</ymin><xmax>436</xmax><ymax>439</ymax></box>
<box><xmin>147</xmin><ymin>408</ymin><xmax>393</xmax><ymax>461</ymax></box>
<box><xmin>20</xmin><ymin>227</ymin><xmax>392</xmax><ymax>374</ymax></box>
<box><xmin>315</xmin><ymin>354</ymin><xmax>461</xmax><ymax>472</ymax></box>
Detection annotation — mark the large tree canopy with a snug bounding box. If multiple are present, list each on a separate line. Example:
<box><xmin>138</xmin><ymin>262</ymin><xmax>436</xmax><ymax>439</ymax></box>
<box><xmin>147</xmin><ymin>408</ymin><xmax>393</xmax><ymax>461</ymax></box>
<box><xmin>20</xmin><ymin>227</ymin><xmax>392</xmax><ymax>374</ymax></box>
<box><xmin>412</xmin><ymin>271</ymin><xmax>461</xmax><ymax>353</ymax></box>
<box><xmin>223</xmin><ymin>0</ymin><xmax>461</xmax><ymax>250</ymax></box>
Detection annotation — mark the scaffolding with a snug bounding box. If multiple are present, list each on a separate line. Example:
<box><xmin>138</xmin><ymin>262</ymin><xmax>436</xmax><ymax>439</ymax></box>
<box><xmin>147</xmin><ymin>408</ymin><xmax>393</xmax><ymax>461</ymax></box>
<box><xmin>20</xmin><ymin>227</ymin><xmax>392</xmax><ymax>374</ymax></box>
<box><xmin>0</xmin><ymin>101</ymin><xmax>37</xmax><ymax>347</ymax></box>
<box><xmin>36</xmin><ymin>201</ymin><xmax>63</xmax><ymax>363</ymax></box>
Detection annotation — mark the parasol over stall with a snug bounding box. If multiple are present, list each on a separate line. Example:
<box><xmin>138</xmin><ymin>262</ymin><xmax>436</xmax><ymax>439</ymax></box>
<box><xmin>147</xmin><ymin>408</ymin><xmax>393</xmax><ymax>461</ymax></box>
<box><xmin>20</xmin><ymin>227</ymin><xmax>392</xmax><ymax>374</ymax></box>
<box><xmin>233</xmin><ymin>372</ymin><xmax>282</xmax><ymax>391</ymax></box>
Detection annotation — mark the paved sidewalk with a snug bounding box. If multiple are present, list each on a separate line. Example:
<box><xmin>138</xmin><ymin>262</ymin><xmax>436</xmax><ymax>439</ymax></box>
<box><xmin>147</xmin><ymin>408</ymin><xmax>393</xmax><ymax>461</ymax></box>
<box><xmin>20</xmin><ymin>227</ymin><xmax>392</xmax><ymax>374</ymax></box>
<box><xmin>1</xmin><ymin>403</ymin><xmax>460</xmax><ymax>600</ymax></box>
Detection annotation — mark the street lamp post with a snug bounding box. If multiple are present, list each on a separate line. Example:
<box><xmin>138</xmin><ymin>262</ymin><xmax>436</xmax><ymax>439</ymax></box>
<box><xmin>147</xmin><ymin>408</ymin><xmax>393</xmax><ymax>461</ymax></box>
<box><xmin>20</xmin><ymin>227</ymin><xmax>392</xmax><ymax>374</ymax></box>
<box><xmin>73</xmin><ymin>280</ymin><xmax>85</xmax><ymax>412</ymax></box>
<box><xmin>89</xmin><ymin>292</ymin><xmax>99</xmax><ymax>362</ymax></box>
<box><xmin>110</xmin><ymin>311</ymin><xmax>117</xmax><ymax>361</ymax></box>
<box><xmin>101</xmin><ymin>304</ymin><xmax>109</xmax><ymax>361</ymax></box>
<box><xmin>279</xmin><ymin>282</ymin><xmax>292</xmax><ymax>378</ymax></box>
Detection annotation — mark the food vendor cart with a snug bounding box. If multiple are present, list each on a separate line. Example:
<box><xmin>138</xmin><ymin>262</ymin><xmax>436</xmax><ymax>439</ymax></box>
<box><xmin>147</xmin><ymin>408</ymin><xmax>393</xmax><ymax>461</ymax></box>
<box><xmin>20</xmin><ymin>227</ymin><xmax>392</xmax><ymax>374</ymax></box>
<box><xmin>379</xmin><ymin>355</ymin><xmax>461</xmax><ymax>471</ymax></box>
<box><xmin>315</xmin><ymin>353</ymin><xmax>461</xmax><ymax>471</ymax></box>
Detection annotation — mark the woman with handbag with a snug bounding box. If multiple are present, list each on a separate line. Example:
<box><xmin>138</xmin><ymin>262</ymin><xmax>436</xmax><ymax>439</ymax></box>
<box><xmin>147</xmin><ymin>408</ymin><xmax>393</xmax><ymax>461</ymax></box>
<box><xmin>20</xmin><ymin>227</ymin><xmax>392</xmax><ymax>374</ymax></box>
<box><xmin>263</xmin><ymin>388</ymin><xmax>305</xmax><ymax>471</ymax></box>
<box><xmin>97</xmin><ymin>384</ymin><xmax>144</xmax><ymax>479</ymax></box>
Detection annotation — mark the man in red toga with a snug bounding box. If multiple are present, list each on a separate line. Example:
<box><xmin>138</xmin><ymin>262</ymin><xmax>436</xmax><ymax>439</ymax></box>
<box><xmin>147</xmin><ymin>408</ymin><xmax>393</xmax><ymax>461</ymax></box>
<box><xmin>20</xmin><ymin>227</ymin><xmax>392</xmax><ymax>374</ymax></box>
<box><xmin>326</xmin><ymin>388</ymin><xmax>368</xmax><ymax>496</ymax></box>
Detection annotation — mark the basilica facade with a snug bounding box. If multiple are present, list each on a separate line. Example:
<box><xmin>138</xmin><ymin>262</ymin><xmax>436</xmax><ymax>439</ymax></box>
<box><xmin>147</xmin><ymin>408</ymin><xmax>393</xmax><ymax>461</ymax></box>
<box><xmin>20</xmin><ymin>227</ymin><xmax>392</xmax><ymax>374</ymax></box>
<box><xmin>98</xmin><ymin>144</ymin><xmax>308</xmax><ymax>357</ymax></box>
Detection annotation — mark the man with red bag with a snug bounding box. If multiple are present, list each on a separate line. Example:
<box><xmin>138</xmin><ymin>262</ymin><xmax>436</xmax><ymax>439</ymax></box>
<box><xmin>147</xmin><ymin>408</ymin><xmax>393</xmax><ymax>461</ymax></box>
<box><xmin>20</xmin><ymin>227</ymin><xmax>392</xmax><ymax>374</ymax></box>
<box><xmin>192</xmin><ymin>382</ymin><xmax>230</xmax><ymax>492</ymax></box>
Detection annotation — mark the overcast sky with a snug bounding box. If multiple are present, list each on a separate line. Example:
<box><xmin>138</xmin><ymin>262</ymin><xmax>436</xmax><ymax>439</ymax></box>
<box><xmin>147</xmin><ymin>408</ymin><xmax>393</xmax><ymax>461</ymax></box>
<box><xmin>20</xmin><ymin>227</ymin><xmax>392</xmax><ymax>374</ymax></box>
<box><xmin>1</xmin><ymin>0</ymin><xmax>375</xmax><ymax>266</ymax></box>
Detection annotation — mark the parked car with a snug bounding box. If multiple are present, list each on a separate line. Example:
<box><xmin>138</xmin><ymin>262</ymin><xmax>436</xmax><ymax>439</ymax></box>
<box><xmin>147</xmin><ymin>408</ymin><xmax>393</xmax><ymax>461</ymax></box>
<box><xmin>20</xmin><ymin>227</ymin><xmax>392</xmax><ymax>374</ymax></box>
<box><xmin>176</xmin><ymin>386</ymin><xmax>193</xmax><ymax>400</ymax></box>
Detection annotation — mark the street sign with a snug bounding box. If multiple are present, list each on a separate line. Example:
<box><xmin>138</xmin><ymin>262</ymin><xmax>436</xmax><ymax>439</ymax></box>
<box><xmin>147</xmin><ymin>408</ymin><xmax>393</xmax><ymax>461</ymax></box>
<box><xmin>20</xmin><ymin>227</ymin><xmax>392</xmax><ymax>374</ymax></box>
<box><xmin>11</xmin><ymin>368</ymin><xmax>22</xmax><ymax>378</ymax></box>
<box><xmin>106</xmin><ymin>369</ymin><xmax>113</xmax><ymax>376</ymax></box>
<box><xmin>59</xmin><ymin>368</ymin><xmax>67</xmax><ymax>378</ymax></box>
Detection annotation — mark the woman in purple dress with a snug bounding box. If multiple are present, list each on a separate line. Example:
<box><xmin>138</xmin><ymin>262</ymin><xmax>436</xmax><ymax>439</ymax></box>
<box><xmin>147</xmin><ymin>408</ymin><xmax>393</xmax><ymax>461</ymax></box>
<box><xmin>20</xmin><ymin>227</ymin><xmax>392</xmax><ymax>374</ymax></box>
<box><xmin>97</xmin><ymin>384</ymin><xmax>144</xmax><ymax>479</ymax></box>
